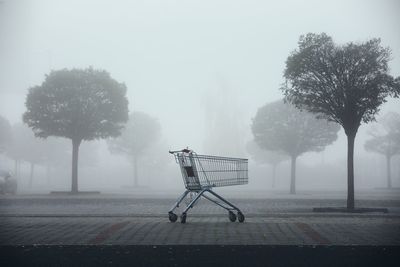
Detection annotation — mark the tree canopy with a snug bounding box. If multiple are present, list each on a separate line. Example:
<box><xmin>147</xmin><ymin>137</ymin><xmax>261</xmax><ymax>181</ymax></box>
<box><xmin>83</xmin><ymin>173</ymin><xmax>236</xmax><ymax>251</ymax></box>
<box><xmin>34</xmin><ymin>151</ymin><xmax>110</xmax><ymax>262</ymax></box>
<box><xmin>23</xmin><ymin>68</ymin><xmax>129</xmax><ymax>141</ymax></box>
<box><xmin>365</xmin><ymin>112</ymin><xmax>400</xmax><ymax>157</ymax></box>
<box><xmin>8</xmin><ymin>124</ymin><xmax>47</xmax><ymax>165</ymax></box>
<box><xmin>365</xmin><ymin>135</ymin><xmax>400</xmax><ymax>158</ymax></box>
<box><xmin>108</xmin><ymin>111</ymin><xmax>161</xmax><ymax>157</ymax></box>
<box><xmin>282</xmin><ymin>33</ymin><xmax>400</xmax><ymax>136</ymax></box>
<box><xmin>246</xmin><ymin>140</ymin><xmax>288</xmax><ymax>167</ymax></box>
<box><xmin>252</xmin><ymin>100</ymin><xmax>340</xmax><ymax>158</ymax></box>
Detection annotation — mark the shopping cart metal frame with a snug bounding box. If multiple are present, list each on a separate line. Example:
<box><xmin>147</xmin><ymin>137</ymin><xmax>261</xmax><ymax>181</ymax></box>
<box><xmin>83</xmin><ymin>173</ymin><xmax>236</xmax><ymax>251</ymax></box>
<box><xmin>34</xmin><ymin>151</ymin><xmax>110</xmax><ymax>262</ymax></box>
<box><xmin>168</xmin><ymin>148</ymin><xmax>248</xmax><ymax>224</ymax></box>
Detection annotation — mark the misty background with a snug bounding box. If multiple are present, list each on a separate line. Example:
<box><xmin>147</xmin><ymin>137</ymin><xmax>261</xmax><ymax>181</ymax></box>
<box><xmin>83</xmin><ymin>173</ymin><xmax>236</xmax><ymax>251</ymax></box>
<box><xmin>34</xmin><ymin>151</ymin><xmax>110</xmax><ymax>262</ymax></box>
<box><xmin>0</xmin><ymin>0</ymin><xmax>399</xmax><ymax>193</ymax></box>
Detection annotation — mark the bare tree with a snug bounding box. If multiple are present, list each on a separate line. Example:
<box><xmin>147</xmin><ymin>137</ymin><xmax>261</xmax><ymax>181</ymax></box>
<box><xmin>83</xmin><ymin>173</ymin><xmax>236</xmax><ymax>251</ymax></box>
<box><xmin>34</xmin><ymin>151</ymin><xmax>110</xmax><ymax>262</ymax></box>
<box><xmin>283</xmin><ymin>33</ymin><xmax>400</xmax><ymax>209</ymax></box>
<box><xmin>252</xmin><ymin>100</ymin><xmax>340</xmax><ymax>194</ymax></box>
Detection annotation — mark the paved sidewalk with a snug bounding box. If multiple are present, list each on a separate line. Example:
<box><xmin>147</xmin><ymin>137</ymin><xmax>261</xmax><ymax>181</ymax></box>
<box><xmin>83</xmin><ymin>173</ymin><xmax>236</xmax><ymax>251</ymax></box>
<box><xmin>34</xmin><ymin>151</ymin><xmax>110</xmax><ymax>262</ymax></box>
<box><xmin>1</xmin><ymin>215</ymin><xmax>399</xmax><ymax>246</ymax></box>
<box><xmin>1</xmin><ymin>195</ymin><xmax>399</xmax><ymax>215</ymax></box>
<box><xmin>1</xmin><ymin>194</ymin><xmax>399</xmax><ymax>246</ymax></box>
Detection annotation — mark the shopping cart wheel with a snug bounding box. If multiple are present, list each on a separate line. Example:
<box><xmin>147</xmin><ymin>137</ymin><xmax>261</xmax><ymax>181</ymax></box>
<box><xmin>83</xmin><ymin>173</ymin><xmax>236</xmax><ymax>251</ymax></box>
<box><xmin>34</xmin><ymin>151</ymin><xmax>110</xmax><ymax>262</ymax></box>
<box><xmin>168</xmin><ymin>212</ymin><xmax>178</xmax><ymax>222</ymax></box>
<box><xmin>228</xmin><ymin>211</ymin><xmax>237</xmax><ymax>222</ymax></box>
<box><xmin>180</xmin><ymin>213</ymin><xmax>187</xmax><ymax>224</ymax></box>
<box><xmin>237</xmin><ymin>212</ymin><xmax>245</xmax><ymax>223</ymax></box>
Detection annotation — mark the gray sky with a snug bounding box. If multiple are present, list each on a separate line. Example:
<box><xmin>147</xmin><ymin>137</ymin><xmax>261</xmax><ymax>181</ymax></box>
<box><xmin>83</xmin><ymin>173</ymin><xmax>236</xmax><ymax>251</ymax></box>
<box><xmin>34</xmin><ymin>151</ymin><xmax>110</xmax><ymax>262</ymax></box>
<box><xmin>1</xmin><ymin>0</ymin><xmax>399</xmax><ymax>152</ymax></box>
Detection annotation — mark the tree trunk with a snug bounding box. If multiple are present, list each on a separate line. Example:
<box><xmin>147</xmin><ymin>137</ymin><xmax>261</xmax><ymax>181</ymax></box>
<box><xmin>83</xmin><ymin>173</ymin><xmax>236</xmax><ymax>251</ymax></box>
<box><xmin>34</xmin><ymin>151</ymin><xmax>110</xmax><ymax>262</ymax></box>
<box><xmin>271</xmin><ymin>164</ymin><xmax>277</xmax><ymax>188</ymax></box>
<box><xmin>14</xmin><ymin>159</ymin><xmax>21</xmax><ymax>178</ymax></box>
<box><xmin>71</xmin><ymin>139</ymin><xmax>81</xmax><ymax>194</ymax></box>
<box><xmin>28</xmin><ymin>162</ymin><xmax>34</xmax><ymax>188</ymax></box>
<box><xmin>398</xmin><ymin>157</ymin><xmax>400</xmax><ymax>183</ymax></box>
<box><xmin>290</xmin><ymin>155</ymin><xmax>297</xmax><ymax>194</ymax></box>
<box><xmin>133</xmin><ymin>155</ymin><xmax>138</xmax><ymax>187</ymax></box>
<box><xmin>346</xmin><ymin>133</ymin><xmax>356</xmax><ymax>210</ymax></box>
<box><xmin>386</xmin><ymin>155</ymin><xmax>392</xmax><ymax>189</ymax></box>
<box><xmin>14</xmin><ymin>159</ymin><xmax>18</xmax><ymax>178</ymax></box>
<box><xmin>46</xmin><ymin>164</ymin><xmax>51</xmax><ymax>186</ymax></box>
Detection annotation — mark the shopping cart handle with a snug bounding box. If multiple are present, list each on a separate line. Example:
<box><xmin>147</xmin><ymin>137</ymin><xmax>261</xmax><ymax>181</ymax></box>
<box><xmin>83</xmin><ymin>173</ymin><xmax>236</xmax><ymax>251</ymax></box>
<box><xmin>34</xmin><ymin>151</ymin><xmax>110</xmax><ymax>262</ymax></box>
<box><xmin>169</xmin><ymin>148</ymin><xmax>192</xmax><ymax>154</ymax></box>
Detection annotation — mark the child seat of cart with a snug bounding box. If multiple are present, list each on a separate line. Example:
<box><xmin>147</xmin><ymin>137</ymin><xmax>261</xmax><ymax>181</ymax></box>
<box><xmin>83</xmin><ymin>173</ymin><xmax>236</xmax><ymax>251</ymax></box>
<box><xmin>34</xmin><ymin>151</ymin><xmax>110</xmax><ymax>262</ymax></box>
<box><xmin>184</xmin><ymin>166</ymin><xmax>195</xmax><ymax>177</ymax></box>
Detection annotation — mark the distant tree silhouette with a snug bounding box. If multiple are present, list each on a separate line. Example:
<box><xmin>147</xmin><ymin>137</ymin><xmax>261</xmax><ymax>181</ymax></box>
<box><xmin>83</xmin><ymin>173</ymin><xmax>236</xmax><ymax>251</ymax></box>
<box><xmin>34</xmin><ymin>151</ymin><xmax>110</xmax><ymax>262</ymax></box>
<box><xmin>252</xmin><ymin>100</ymin><xmax>340</xmax><ymax>194</ymax></box>
<box><xmin>108</xmin><ymin>112</ymin><xmax>161</xmax><ymax>187</ymax></box>
<box><xmin>283</xmin><ymin>33</ymin><xmax>400</xmax><ymax>209</ymax></box>
<box><xmin>6</xmin><ymin>124</ymin><xmax>24</xmax><ymax>178</ymax></box>
<box><xmin>246</xmin><ymin>140</ymin><xmax>288</xmax><ymax>188</ymax></box>
<box><xmin>8</xmin><ymin>124</ymin><xmax>74</xmax><ymax>189</ymax></box>
<box><xmin>0</xmin><ymin>115</ymin><xmax>12</xmax><ymax>153</ymax></box>
<box><xmin>23</xmin><ymin>68</ymin><xmax>129</xmax><ymax>193</ymax></box>
<box><xmin>39</xmin><ymin>137</ymin><xmax>71</xmax><ymax>186</ymax></box>
<box><xmin>6</xmin><ymin>124</ymin><xmax>46</xmax><ymax>187</ymax></box>
<box><xmin>365</xmin><ymin>112</ymin><xmax>400</xmax><ymax>188</ymax></box>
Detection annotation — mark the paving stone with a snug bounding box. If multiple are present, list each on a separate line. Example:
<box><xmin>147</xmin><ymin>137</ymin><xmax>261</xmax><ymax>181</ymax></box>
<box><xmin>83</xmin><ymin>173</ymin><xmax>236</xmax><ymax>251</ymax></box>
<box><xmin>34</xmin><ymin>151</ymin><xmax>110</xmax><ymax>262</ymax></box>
<box><xmin>1</xmin><ymin>216</ymin><xmax>399</xmax><ymax>245</ymax></box>
<box><xmin>1</xmin><ymin>196</ymin><xmax>399</xmax><ymax>246</ymax></box>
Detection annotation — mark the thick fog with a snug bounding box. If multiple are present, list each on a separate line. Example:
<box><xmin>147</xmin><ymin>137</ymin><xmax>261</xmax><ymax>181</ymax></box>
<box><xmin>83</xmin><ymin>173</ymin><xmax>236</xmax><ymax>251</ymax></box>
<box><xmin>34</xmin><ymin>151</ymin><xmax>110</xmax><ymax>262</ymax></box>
<box><xmin>0</xmin><ymin>0</ymin><xmax>399</xmax><ymax>194</ymax></box>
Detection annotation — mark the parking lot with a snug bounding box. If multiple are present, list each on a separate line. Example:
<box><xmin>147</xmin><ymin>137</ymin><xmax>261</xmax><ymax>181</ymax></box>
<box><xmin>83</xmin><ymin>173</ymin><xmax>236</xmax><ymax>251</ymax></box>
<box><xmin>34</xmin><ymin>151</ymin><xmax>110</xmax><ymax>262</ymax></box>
<box><xmin>1</xmin><ymin>192</ymin><xmax>399</xmax><ymax>246</ymax></box>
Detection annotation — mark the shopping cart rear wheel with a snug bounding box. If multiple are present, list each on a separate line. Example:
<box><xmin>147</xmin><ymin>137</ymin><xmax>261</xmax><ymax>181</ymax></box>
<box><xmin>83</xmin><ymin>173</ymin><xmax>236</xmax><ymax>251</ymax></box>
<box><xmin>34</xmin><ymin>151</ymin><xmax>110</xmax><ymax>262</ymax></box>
<box><xmin>168</xmin><ymin>212</ymin><xmax>178</xmax><ymax>222</ymax></box>
<box><xmin>237</xmin><ymin>212</ymin><xmax>245</xmax><ymax>223</ymax></box>
<box><xmin>228</xmin><ymin>211</ymin><xmax>237</xmax><ymax>222</ymax></box>
<box><xmin>180</xmin><ymin>213</ymin><xmax>187</xmax><ymax>224</ymax></box>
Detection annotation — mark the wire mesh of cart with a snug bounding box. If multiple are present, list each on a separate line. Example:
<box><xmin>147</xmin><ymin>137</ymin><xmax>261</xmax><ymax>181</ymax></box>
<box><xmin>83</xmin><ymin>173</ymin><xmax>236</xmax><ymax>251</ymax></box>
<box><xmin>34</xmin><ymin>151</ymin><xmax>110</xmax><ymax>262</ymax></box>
<box><xmin>168</xmin><ymin>148</ymin><xmax>248</xmax><ymax>223</ymax></box>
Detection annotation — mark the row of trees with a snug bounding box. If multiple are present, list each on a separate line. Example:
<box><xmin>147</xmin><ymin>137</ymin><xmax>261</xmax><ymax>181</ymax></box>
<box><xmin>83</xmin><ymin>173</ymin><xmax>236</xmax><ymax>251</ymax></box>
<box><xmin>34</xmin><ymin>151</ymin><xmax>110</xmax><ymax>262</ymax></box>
<box><xmin>0</xmin><ymin>111</ymin><xmax>163</xmax><ymax>191</ymax></box>
<box><xmin>3</xmin><ymin>107</ymin><xmax>398</xmax><ymax>193</ymax></box>
<box><xmin>251</xmin><ymin>33</ymin><xmax>399</xmax><ymax>210</ymax></box>
<box><xmin>249</xmin><ymin>108</ymin><xmax>400</xmax><ymax>191</ymax></box>
<box><xmin>2</xmin><ymin>33</ymin><xmax>399</xmax><ymax>207</ymax></box>
<box><xmin>0</xmin><ymin>68</ymin><xmax>163</xmax><ymax>193</ymax></box>
<box><xmin>0</xmin><ymin>121</ymin><xmax>103</xmax><ymax>188</ymax></box>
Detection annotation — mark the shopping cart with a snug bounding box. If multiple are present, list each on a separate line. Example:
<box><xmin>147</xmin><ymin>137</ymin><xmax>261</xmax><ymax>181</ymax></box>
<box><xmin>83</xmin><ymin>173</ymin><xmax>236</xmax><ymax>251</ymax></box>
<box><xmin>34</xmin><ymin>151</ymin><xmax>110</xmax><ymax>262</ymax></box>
<box><xmin>168</xmin><ymin>148</ymin><xmax>248</xmax><ymax>223</ymax></box>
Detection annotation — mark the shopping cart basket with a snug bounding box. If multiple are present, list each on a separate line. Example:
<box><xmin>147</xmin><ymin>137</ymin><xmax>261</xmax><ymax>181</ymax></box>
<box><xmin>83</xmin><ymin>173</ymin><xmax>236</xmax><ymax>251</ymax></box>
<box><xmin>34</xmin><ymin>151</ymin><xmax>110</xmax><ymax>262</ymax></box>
<box><xmin>168</xmin><ymin>148</ymin><xmax>248</xmax><ymax>223</ymax></box>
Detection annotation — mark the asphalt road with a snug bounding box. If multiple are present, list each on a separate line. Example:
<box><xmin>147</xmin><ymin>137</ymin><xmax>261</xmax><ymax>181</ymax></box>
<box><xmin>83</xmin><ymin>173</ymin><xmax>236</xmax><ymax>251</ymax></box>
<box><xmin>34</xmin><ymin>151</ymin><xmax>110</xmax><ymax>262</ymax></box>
<box><xmin>1</xmin><ymin>245</ymin><xmax>399</xmax><ymax>267</ymax></box>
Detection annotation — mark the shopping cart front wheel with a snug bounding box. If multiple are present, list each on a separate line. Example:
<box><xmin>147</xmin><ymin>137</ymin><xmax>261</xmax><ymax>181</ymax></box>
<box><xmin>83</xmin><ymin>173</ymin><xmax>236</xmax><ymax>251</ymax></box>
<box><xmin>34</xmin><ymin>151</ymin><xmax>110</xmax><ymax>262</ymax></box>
<box><xmin>181</xmin><ymin>213</ymin><xmax>187</xmax><ymax>224</ymax></box>
<box><xmin>238</xmin><ymin>211</ymin><xmax>245</xmax><ymax>223</ymax></box>
<box><xmin>229</xmin><ymin>211</ymin><xmax>237</xmax><ymax>222</ymax></box>
<box><xmin>168</xmin><ymin>212</ymin><xmax>178</xmax><ymax>222</ymax></box>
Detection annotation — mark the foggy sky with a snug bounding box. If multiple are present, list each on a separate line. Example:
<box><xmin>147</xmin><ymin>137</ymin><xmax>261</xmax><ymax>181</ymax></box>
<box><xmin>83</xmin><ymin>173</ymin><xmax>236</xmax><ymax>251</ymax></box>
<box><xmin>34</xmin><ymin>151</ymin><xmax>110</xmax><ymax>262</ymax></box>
<box><xmin>1</xmin><ymin>0</ymin><xmax>399</xmax><ymax>156</ymax></box>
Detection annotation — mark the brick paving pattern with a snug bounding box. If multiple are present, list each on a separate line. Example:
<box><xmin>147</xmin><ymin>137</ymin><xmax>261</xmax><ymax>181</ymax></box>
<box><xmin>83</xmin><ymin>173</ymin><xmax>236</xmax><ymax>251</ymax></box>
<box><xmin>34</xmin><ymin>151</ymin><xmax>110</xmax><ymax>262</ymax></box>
<box><xmin>1</xmin><ymin>195</ymin><xmax>399</xmax><ymax>246</ymax></box>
